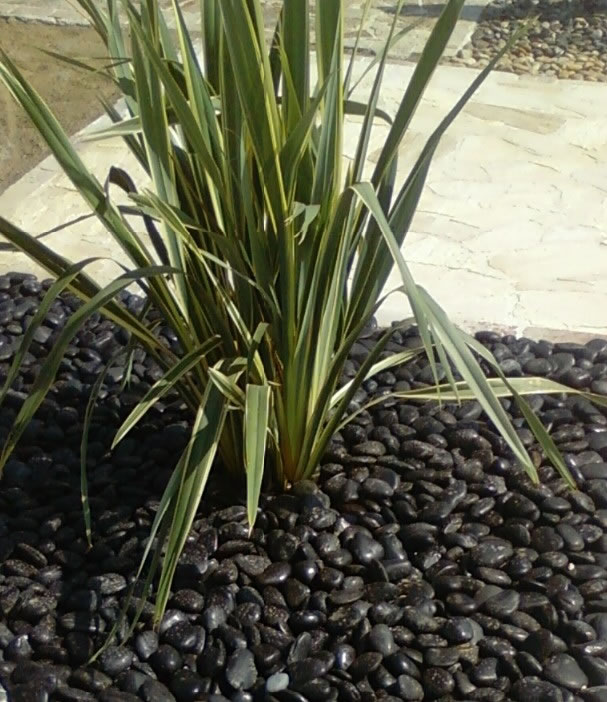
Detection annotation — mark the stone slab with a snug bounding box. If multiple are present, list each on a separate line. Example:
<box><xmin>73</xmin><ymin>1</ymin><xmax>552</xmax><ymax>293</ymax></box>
<box><xmin>0</xmin><ymin>0</ymin><xmax>485</xmax><ymax>61</ymax></box>
<box><xmin>372</xmin><ymin>66</ymin><xmax>607</xmax><ymax>339</ymax></box>
<box><xmin>1</xmin><ymin>57</ymin><xmax>606</xmax><ymax>341</ymax></box>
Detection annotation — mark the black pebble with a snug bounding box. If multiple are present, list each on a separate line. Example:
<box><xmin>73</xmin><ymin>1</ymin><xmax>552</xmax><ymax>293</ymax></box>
<box><xmin>225</xmin><ymin>649</ymin><xmax>257</xmax><ymax>690</ymax></box>
<box><xmin>423</xmin><ymin>667</ymin><xmax>455</xmax><ymax>698</ymax></box>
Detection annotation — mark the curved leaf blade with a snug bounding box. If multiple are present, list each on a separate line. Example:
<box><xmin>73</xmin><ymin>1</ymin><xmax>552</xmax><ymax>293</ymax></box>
<box><xmin>112</xmin><ymin>337</ymin><xmax>221</xmax><ymax>449</ymax></box>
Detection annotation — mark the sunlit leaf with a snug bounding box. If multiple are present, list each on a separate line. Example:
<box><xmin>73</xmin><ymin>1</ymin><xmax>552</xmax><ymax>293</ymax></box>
<box><xmin>244</xmin><ymin>384</ymin><xmax>271</xmax><ymax>529</ymax></box>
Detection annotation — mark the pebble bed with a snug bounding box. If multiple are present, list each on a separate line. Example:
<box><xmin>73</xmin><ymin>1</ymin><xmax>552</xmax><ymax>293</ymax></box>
<box><xmin>3</xmin><ymin>273</ymin><xmax>607</xmax><ymax>702</ymax></box>
<box><xmin>448</xmin><ymin>0</ymin><xmax>607</xmax><ymax>81</ymax></box>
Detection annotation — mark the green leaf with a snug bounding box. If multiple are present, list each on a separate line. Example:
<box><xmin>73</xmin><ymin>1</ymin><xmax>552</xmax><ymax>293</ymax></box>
<box><xmin>352</xmin><ymin>182</ymin><xmax>540</xmax><ymax>480</ymax></box>
<box><xmin>370</xmin><ymin>0</ymin><xmax>465</xmax><ymax>185</ymax></box>
<box><xmin>244</xmin><ymin>384</ymin><xmax>271</xmax><ymax>529</ymax></box>
<box><xmin>0</xmin><ymin>258</ymin><xmax>99</xmax><ymax>407</ymax></box>
<box><xmin>81</xmin><ymin>352</ymin><xmax>126</xmax><ymax>547</ymax></box>
<box><xmin>0</xmin><ymin>50</ymin><xmax>156</xmax><ymax>274</ymax></box>
<box><xmin>208</xmin><ymin>364</ymin><xmax>247</xmax><ymax>409</ymax></box>
<box><xmin>154</xmin><ymin>383</ymin><xmax>227</xmax><ymax>622</ymax></box>
<box><xmin>246</xmin><ymin>323</ymin><xmax>269</xmax><ymax>381</ymax></box>
<box><xmin>331</xmin><ymin>346</ymin><xmax>423</xmax><ymax>408</ymax></box>
<box><xmin>282</xmin><ymin>0</ymin><xmax>309</xmax><ymax>120</ymax></box>
<box><xmin>306</xmin><ymin>321</ymin><xmax>410</xmax><ymax>477</ymax></box>
<box><xmin>464</xmin><ymin>334</ymin><xmax>577</xmax><ymax>486</ymax></box>
<box><xmin>112</xmin><ymin>338</ymin><xmax>220</xmax><ymax>449</ymax></box>
<box><xmin>81</xmin><ymin>114</ymin><xmax>144</xmax><ymax>141</ymax></box>
<box><xmin>346</xmin><ymin>18</ymin><xmax>425</xmax><ymax>98</ymax></box>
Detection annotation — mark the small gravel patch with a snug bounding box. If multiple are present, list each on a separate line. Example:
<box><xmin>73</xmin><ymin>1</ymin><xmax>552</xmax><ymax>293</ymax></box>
<box><xmin>447</xmin><ymin>0</ymin><xmax>607</xmax><ymax>81</ymax></box>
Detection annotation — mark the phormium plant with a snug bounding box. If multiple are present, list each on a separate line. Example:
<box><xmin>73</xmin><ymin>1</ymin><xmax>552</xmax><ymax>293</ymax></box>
<box><xmin>0</xmin><ymin>0</ymin><xmax>601</xmax><ymax>625</ymax></box>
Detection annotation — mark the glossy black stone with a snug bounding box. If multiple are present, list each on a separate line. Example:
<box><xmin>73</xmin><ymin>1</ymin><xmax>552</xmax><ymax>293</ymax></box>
<box><xmin>4</xmin><ymin>280</ymin><xmax>607</xmax><ymax>702</ymax></box>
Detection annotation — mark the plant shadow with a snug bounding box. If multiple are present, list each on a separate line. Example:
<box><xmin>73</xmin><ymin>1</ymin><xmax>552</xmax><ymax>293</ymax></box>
<box><xmin>380</xmin><ymin>3</ymin><xmax>496</xmax><ymax>20</ymax></box>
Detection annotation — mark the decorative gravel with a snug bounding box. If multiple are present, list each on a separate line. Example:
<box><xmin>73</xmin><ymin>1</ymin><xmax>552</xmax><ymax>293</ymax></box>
<box><xmin>2</xmin><ymin>272</ymin><xmax>607</xmax><ymax>701</ymax></box>
<box><xmin>448</xmin><ymin>0</ymin><xmax>607</xmax><ymax>81</ymax></box>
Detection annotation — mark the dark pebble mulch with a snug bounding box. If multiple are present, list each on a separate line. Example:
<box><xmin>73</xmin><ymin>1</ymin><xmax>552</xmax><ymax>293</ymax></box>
<box><xmin>2</xmin><ymin>271</ymin><xmax>607</xmax><ymax>702</ymax></box>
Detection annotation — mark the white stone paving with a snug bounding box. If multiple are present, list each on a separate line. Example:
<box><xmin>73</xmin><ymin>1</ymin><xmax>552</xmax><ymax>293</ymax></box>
<box><xmin>1</xmin><ymin>58</ymin><xmax>607</xmax><ymax>341</ymax></box>
<box><xmin>0</xmin><ymin>0</ymin><xmax>483</xmax><ymax>62</ymax></box>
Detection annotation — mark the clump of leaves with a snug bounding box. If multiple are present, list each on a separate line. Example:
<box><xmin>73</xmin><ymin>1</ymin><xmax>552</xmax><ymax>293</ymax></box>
<box><xmin>0</xmin><ymin>0</ymin><xmax>600</xmax><ymax>626</ymax></box>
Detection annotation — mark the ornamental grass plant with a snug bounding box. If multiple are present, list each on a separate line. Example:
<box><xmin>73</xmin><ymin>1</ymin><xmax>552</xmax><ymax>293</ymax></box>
<box><xmin>0</xmin><ymin>0</ymin><xmax>600</xmax><ymax>625</ymax></box>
